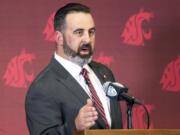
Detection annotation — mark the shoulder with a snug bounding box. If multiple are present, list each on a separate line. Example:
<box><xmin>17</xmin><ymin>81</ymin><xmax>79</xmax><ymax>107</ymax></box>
<box><xmin>30</xmin><ymin>58</ymin><xmax>65</xmax><ymax>87</ymax></box>
<box><xmin>26</xmin><ymin>59</ymin><xmax>60</xmax><ymax>96</ymax></box>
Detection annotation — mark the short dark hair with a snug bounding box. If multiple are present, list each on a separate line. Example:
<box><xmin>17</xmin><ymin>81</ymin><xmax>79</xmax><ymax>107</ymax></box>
<box><xmin>54</xmin><ymin>3</ymin><xmax>91</xmax><ymax>31</ymax></box>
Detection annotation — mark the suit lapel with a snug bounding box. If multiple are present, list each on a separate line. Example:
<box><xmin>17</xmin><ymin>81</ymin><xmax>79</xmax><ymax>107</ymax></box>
<box><xmin>89</xmin><ymin>62</ymin><xmax>112</xmax><ymax>84</ymax></box>
<box><xmin>50</xmin><ymin>58</ymin><xmax>89</xmax><ymax>105</ymax></box>
<box><xmin>61</xmin><ymin>74</ymin><xmax>89</xmax><ymax>105</ymax></box>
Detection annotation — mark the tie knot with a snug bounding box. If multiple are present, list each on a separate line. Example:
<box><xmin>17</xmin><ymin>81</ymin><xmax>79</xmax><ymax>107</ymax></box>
<box><xmin>80</xmin><ymin>68</ymin><xmax>88</xmax><ymax>77</ymax></box>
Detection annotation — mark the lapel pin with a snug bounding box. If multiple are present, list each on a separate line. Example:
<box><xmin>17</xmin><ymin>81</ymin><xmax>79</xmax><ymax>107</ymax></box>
<box><xmin>103</xmin><ymin>74</ymin><xmax>107</xmax><ymax>79</ymax></box>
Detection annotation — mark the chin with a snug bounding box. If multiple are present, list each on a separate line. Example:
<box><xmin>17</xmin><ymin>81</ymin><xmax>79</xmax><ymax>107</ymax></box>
<box><xmin>70</xmin><ymin>56</ymin><xmax>92</xmax><ymax>67</ymax></box>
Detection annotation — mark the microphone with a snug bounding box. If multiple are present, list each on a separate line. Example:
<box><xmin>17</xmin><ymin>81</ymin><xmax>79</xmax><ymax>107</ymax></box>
<box><xmin>103</xmin><ymin>81</ymin><xmax>141</xmax><ymax>104</ymax></box>
<box><xmin>103</xmin><ymin>82</ymin><xmax>150</xmax><ymax>129</ymax></box>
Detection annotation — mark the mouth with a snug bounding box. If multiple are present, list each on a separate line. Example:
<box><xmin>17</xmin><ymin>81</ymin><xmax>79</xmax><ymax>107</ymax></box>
<box><xmin>79</xmin><ymin>44</ymin><xmax>91</xmax><ymax>55</ymax></box>
<box><xmin>80</xmin><ymin>48</ymin><xmax>90</xmax><ymax>54</ymax></box>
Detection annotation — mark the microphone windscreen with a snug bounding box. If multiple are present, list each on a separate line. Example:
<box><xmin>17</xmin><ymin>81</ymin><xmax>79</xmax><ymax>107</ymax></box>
<box><xmin>103</xmin><ymin>81</ymin><xmax>111</xmax><ymax>93</ymax></box>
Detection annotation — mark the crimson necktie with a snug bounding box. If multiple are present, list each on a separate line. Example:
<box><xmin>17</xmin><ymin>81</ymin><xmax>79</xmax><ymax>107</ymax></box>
<box><xmin>81</xmin><ymin>68</ymin><xmax>109</xmax><ymax>128</ymax></box>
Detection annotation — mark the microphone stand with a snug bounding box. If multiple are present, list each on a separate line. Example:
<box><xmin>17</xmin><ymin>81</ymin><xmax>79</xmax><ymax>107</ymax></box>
<box><xmin>126</xmin><ymin>101</ymin><xmax>134</xmax><ymax>129</ymax></box>
<box><xmin>126</xmin><ymin>98</ymin><xmax>150</xmax><ymax>129</ymax></box>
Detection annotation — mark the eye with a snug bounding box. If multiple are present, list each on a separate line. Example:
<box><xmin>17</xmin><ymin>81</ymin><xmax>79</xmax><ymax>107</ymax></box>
<box><xmin>74</xmin><ymin>29</ymin><xmax>84</xmax><ymax>37</ymax></box>
<box><xmin>89</xmin><ymin>28</ymin><xmax>96</xmax><ymax>37</ymax></box>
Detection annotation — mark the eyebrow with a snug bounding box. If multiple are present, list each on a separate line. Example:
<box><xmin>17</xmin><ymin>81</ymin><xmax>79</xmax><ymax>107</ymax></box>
<box><xmin>73</xmin><ymin>28</ymin><xmax>84</xmax><ymax>33</ymax></box>
<box><xmin>73</xmin><ymin>27</ymin><xmax>96</xmax><ymax>33</ymax></box>
<box><xmin>89</xmin><ymin>27</ymin><xmax>96</xmax><ymax>32</ymax></box>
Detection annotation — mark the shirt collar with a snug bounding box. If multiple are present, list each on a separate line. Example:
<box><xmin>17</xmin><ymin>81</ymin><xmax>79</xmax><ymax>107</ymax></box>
<box><xmin>54</xmin><ymin>52</ymin><xmax>83</xmax><ymax>77</ymax></box>
<box><xmin>83</xmin><ymin>64</ymin><xmax>91</xmax><ymax>73</ymax></box>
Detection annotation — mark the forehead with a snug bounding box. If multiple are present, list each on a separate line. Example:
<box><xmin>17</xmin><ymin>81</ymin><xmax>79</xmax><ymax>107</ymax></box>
<box><xmin>65</xmin><ymin>12</ymin><xmax>95</xmax><ymax>30</ymax></box>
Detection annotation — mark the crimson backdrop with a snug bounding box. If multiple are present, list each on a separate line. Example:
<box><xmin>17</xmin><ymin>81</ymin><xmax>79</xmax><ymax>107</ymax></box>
<box><xmin>0</xmin><ymin>0</ymin><xmax>180</xmax><ymax>135</ymax></box>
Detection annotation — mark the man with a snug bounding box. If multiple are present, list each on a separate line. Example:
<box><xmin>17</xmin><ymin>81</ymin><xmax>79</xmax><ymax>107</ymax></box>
<box><xmin>25</xmin><ymin>3</ymin><xmax>122</xmax><ymax>135</ymax></box>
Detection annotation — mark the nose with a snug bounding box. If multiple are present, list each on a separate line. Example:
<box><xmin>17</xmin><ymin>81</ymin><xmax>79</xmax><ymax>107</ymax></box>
<box><xmin>82</xmin><ymin>31</ymin><xmax>91</xmax><ymax>44</ymax></box>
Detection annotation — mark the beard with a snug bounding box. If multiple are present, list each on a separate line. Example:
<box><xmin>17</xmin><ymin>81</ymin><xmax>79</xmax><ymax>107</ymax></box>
<box><xmin>63</xmin><ymin>40</ymin><xmax>93</xmax><ymax>67</ymax></box>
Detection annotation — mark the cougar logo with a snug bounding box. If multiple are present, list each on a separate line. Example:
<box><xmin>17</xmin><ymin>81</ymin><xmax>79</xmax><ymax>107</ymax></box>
<box><xmin>160</xmin><ymin>56</ymin><xmax>180</xmax><ymax>92</ymax></box>
<box><xmin>3</xmin><ymin>50</ymin><xmax>35</xmax><ymax>89</ymax></box>
<box><xmin>121</xmin><ymin>9</ymin><xmax>154</xmax><ymax>46</ymax></box>
<box><xmin>124</xmin><ymin>104</ymin><xmax>154</xmax><ymax>128</ymax></box>
<box><xmin>95</xmin><ymin>53</ymin><xmax>114</xmax><ymax>67</ymax></box>
<box><xmin>43</xmin><ymin>12</ymin><xmax>55</xmax><ymax>42</ymax></box>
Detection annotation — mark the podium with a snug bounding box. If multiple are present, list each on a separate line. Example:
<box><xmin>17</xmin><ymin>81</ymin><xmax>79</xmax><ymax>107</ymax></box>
<box><xmin>74</xmin><ymin>129</ymin><xmax>180</xmax><ymax>135</ymax></box>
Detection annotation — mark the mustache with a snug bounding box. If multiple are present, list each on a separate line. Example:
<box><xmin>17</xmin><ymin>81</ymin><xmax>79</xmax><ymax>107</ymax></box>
<box><xmin>79</xmin><ymin>43</ymin><xmax>92</xmax><ymax>50</ymax></box>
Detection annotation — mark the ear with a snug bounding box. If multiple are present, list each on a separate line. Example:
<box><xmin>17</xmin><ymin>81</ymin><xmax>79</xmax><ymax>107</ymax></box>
<box><xmin>55</xmin><ymin>31</ymin><xmax>63</xmax><ymax>46</ymax></box>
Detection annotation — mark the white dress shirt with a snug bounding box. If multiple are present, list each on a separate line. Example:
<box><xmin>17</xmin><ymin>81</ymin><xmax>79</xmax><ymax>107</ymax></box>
<box><xmin>54</xmin><ymin>52</ymin><xmax>111</xmax><ymax>127</ymax></box>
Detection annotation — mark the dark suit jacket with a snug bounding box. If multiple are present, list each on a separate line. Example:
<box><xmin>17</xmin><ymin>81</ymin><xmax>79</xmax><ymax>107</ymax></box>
<box><xmin>25</xmin><ymin>58</ymin><xmax>122</xmax><ymax>135</ymax></box>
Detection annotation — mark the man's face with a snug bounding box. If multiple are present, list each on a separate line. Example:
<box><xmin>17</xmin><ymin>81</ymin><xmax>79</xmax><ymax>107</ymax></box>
<box><xmin>62</xmin><ymin>12</ymin><xmax>96</xmax><ymax>65</ymax></box>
